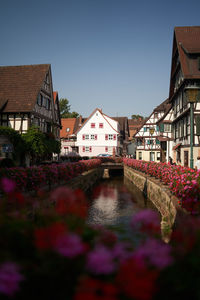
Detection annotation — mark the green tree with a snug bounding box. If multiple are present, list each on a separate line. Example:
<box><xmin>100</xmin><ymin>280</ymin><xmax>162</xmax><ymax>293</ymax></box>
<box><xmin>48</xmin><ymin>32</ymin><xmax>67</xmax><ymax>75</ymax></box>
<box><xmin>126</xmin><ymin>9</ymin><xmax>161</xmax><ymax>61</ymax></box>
<box><xmin>22</xmin><ymin>126</ymin><xmax>47</xmax><ymax>161</ymax></box>
<box><xmin>22</xmin><ymin>126</ymin><xmax>61</xmax><ymax>163</ymax></box>
<box><xmin>59</xmin><ymin>98</ymin><xmax>79</xmax><ymax>118</ymax></box>
<box><xmin>131</xmin><ymin>114</ymin><xmax>145</xmax><ymax>120</ymax></box>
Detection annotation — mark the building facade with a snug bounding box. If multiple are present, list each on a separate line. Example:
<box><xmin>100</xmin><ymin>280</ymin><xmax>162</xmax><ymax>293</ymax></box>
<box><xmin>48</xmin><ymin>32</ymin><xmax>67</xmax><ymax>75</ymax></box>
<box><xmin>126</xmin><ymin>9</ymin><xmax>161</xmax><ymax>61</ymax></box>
<box><xmin>134</xmin><ymin>99</ymin><xmax>171</xmax><ymax>162</ymax></box>
<box><xmin>76</xmin><ymin>108</ymin><xmax>122</xmax><ymax>157</ymax></box>
<box><xmin>168</xmin><ymin>27</ymin><xmax>200</xmax><ymax>166</ymax></box>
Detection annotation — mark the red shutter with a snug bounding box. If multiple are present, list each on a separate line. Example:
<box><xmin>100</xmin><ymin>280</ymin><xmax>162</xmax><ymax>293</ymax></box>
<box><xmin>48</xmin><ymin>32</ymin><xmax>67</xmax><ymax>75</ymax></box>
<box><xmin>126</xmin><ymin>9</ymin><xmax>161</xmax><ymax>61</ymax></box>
<box><xmin>82</xmin><ymin>134</ymin><xmax>85</xmax><ymax>140</ymax></box>
<box><xmin>83</xmin><ymin>146</ymin><xmax>85</xmax><ymax>152</ymax></box>
<box><xmin>105</xmin><ymin>134</ymin><xmax>108</xmax><ymax>140</ymax></box>
<box><xmin>89</xmin><ymin>146</ymin><xmax>92</xmax><ymax>152</ymax></box>
<box><xmin>95</xmin><ymin>134</ymin><xmax>97</xmax><ymax>140</ymax></box>
<box><xmin>105</xmin><ymin>147</ymin><xmax>108</xmax><ymax>152</ymax></box>
<box><xmin>113</xmin><ymin>134</ymin><xmax>116</xmax><ymax>140</ymax></box>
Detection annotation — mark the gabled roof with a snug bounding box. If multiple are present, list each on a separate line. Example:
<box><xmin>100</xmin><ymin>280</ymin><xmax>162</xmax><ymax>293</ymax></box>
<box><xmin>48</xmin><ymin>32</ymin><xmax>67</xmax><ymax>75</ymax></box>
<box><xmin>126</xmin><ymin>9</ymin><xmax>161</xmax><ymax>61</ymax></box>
<box><xmin>0</xmin><ymin>64</ymin><xmax>51</xmax><ymax>112</ymax></box>
<box><xmin>134</xmin><ymin>99</ymin><xmax>170</xmax><ymax>137</ymax></box>
<box><xmin>76</xmin><ymin>108</ymin><xmax>120</xmax><ymax>134</ymax></box>
<box><xmin>153</xmin><ymin>98</ymin><xmax>170</xmax><ymax>113</ymax></box>
<box><xmin>174</xmin><ymin>27</ymin><xmax>200</xmax><ymax>79</ymax></box>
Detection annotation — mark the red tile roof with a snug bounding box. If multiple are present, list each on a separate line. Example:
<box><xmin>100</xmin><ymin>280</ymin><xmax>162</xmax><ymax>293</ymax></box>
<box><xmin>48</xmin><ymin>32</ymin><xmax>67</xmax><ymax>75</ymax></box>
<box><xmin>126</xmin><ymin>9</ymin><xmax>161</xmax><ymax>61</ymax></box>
<box><xmin>175</xmin><ymin>26</ymin><xmax>200</xmax><ymax>79</ymax></box>
<box><xmin>60</xmin><ymin>117</ymin><xmax>82</xmax><ymax>138</ymax></box>
<box><xmin>0</xmin><ymin>64</ymin><xmax>50</xmax><ymax>112</ymax></box>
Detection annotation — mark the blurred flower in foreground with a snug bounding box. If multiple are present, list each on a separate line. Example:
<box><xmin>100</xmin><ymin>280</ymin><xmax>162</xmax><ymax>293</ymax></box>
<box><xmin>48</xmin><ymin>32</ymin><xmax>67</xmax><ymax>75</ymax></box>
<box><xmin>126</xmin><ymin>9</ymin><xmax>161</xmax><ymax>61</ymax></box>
<box><xmin>1</xmin><ymin>178</ymin><xmax>16</xmax><ymax>193</ymax></box>
<box><xmin>0</xmin><ymin>262</ymin><xmax>24</xmax><ymax>297</ymax></box>
<box><xmin>87</xmin><ymin>245</ymin><xmax>115</xmax><ymax>275</ymax></box>
<box><xmin>131</xmin><ymin>209</ymin><xmax>160</xmax><ymax>235</ymax></box>
<box><xmin>133</xmin><ymin>238</ymin><xmax>173</xmax><ymax>269</ymax></box>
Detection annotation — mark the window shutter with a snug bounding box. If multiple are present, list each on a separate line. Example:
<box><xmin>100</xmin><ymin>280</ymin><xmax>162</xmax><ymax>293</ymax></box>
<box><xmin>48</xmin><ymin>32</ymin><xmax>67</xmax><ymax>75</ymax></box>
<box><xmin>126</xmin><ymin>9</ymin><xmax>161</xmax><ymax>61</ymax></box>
<box><xmin>156</xmin><ymin>125</ymin><xmax>159</xmax><ymax>131</ymax></box>
<box><xmin>144</xmin><ymin>127</ymin><xmax>147</xmax><ymax>132</ymax></box>
<box><xmin>195</xmin><ymin>115</ymin><xmax>200</xmax><ymax>135</ymax></box>
<box><xmin>89</xmin><ymin>146</ymin><xmax>92</xmax><ymax>152</ymax></box>
<box><xmin>113</xmin><ymin>134</ymin><xmax>116</xmax><ymax>140</ymax></box>
<box><xmin>95</xmin><ymin>134</ymin><xmax>97</xmax><ymax>140</ymax></box>
<box><xmin>83</xmin><ymin>146</ymin><xmax>85</xmax><ymax>152</ymax></box>
<box><xmin>147</xmin><ymin>140</ymin><xmax>150</xmax><ymax>145</ymax></box>
<box><xmin>160</xmin><ymin>123</ymin><xmax>164</xmax><ymax>132</ymax></box>
<box><xmin>82</xmin><ymin>134</ymin><xmax>85</xmax><ymax>140</ymax></box>
<box><xmin>105</xmin><ymin>134</ymin><xmax>108</xmax><ymax>140</ymax></box>
<box><xmin>156</xmin><ymin>139</ymin><xmax>160</xmax><ymax>144</ymax></box>
<box><xmin>105</xmin><ymin>147</ymin><xmax>108</xmax><ymax>152</ymax></box>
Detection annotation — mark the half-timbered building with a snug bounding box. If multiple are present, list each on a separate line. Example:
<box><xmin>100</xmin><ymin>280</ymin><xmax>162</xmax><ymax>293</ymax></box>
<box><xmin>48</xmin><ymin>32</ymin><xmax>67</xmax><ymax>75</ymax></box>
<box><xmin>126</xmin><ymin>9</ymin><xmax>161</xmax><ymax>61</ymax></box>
<box><xmin>134</xmin><ymin>99</ymin><xmax>171</xmax><ymax>162</ymax></box>
<box><xmin>169</xmin><ymin>27</ymin><xmax>200</xmax><ymax>166</ymax></box>
<box><xmin>0</xmin><ymin>64</ymin><xmax>60</xmax><ymax>139</ymax></box>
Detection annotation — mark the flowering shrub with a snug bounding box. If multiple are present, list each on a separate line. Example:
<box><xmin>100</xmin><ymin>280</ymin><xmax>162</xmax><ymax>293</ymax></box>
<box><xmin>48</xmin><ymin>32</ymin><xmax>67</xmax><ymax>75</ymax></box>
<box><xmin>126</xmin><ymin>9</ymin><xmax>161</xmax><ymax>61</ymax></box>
<box><xmin>0</xmin><ymin>159</ymin><xmax>102</xmax><ymax>193</ymax></box>
<box><xmin>123</xmin><ymin>158</ymin><xmax>200</xmax><ymax>214</ymax></box>
<box><xmin>0</xmin><ymin>178</ymin><xmax>200</xmax><ymax>299</ymax></box>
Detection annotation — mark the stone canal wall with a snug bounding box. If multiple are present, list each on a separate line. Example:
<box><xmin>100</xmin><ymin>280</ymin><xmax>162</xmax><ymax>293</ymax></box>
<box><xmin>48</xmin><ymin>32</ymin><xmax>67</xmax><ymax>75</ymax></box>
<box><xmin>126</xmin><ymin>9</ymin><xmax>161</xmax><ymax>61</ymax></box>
<box><xmin>124</xmin><ymin>165</ymin><xmax>186</xmax><ymax>239</ymax></box>
<box><xmin>67</xmin><ymin>167</ymin><xmax>104</xmax><ymax>191</ymax></box>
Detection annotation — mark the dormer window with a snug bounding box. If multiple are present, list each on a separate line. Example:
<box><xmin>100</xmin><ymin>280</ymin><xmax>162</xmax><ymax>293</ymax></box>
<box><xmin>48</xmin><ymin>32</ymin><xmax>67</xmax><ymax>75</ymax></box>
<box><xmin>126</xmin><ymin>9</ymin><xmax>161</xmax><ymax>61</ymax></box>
<box><xmin>66</xmin><ymin>128</ymin><xmax>70</xmax><ymax>132</ymax></box>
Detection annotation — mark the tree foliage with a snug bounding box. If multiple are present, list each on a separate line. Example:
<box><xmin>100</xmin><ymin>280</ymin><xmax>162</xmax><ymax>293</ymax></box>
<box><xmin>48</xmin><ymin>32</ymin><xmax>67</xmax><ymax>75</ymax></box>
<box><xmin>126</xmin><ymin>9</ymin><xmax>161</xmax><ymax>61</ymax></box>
<box><xmin>22</xmin><ymin>126</ymin><xmax>61</xmax><ymax>162</ymax></box>
<box><xmin>131</xmin><ymin>114</ymin><xmax>145</xmax><ymax>120</ymax></box>
<box><xmin>59</xmin><ymin>98</ymin><xmax>79</xmax><ymax>118</ymax></box>
<box><xmin>0</xmin><ymin>126</ymin><xmax>26</xmax><ymax>159</ymax></box>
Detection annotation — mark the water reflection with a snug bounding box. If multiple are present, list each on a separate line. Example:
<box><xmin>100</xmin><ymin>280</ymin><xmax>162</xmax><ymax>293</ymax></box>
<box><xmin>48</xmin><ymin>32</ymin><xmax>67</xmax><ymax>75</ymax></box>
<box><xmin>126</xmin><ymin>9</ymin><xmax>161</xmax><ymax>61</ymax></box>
<box><xmin>87</xmin><ymin>176</ymin><xmax>157</xmax><ymax>228</ymax></box>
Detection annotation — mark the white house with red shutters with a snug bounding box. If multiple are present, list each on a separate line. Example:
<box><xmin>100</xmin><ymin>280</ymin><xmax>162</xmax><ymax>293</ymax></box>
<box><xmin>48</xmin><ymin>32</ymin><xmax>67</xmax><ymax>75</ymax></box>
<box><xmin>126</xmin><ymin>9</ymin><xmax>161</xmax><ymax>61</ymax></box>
<box><xmin>76</xmin><ymin>108</ymin><xmax>122</xmax><ymax>157</ymax></box>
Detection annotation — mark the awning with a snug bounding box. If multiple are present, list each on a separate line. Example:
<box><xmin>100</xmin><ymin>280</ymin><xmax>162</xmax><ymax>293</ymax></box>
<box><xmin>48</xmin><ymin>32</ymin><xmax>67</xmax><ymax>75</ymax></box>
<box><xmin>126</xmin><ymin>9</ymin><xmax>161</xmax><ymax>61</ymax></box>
<box><xmin>157</xmin><ymin>136</ymin><xmax>173</xmax><ymax>142</ymax></box>
<box><xmin>173</xmin><ymin>143</ymin><xmax>181</xmax><ymax>150</ymax></box>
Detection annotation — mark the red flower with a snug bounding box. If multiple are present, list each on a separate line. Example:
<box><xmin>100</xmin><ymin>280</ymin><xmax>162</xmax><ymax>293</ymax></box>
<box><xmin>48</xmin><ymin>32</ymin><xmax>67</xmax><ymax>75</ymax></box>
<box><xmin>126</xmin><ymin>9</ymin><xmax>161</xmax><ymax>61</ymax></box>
<box><xmin>34</xmin><ymin>222</ymin><xmax>67</xmax><ymax>250</ymax></box>
<box><xmin>74</xmin><ymin>277</ymin><xmax>118</xmax><ymax>300</ymax></box>
<box><xmin>117</xmin><ymin>256</ymin><xmax>159</xmax><ymax>300</ymax></box>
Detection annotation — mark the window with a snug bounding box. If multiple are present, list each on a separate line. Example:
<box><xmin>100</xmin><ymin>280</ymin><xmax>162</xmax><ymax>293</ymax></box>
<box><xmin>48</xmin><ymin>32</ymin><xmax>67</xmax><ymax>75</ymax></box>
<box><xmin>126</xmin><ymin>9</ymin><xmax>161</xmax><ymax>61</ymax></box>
<box><xmin>85</xmin><ymin>134</ymin><xmax>89</xmax><ymax>140</ymax></box>
<box><xmin>91</xmin><ymin>135</ymin><xmax>95</xmax><ymax>140</ymax></box>
<box><xmin>137</xmin><ymin>139</ymin><xmax>143</xmax><ymax>146</ymax></box>
<box><xmin>66</xmin><ymin>128</ymin><xmax>70</xmax><ymax>132</ymax></box>
<box><xmin>99</xmin><ymin>123</ymin><xmax>103</xmax><ymax>128</ymax></box>
<box><xmin>85</xmin><ymin>146</ymin><xmax>92</xmax><ymax>152</ymax></box>
<box><xmin>139</xmin><ymin>152</ymin><xmax>142</xmax><ymax>160</ymax></box>
<box><xmin>109</xmin><ymin>134</ymin><xmax>113</xmax><ymax>140</ymax></box>
<box><xmin>164</xmin><ymin>124</ymin><xmax>171</xmax><ymax>132</ymax></box>
<box><xmin>91</xmin><ymin>123</ymin><xmax>95</xmax><ymax>128</ymax></box>
<box><xmin>156</xmin><ymin>152</ymin><xmax>160</xmax><ymax>161</ymax></box>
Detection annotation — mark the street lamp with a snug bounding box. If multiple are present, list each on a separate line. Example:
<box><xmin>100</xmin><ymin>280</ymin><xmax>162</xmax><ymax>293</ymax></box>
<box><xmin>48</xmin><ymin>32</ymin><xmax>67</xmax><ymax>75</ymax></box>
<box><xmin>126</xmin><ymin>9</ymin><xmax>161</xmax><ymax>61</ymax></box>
<box><xmin>149</xmin><ymin>127</ymin><xmax>155</xmax><ymax>161</ymax></box>
<box><xmin>185</xmin><ymin>86</ymin><xmax>200</xmax><ymax>169</ymax></box>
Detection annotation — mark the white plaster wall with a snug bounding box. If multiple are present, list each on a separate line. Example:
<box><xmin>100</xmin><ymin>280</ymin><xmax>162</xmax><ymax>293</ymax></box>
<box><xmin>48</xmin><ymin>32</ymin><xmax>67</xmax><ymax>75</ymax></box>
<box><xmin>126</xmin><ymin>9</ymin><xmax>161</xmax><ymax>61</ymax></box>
<box><xmin>76</xmin><ymin>110</ymin><xmax>119</xmax><ymax>156</ymax></box>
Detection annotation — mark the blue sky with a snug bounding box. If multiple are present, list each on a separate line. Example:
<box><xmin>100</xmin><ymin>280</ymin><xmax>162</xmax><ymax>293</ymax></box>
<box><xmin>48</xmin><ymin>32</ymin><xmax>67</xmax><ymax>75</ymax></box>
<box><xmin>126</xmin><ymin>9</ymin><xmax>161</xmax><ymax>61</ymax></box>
<box><xmin>1</xmin><ymin>0</ymin><xmax>200</xmax><ymax>118</ymax></box>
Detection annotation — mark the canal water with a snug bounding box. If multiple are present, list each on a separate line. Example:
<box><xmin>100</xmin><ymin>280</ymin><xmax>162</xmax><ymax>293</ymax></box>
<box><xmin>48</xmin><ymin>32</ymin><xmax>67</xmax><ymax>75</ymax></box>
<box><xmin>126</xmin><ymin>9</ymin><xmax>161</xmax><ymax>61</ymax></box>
<box><xmin>87</xmin><ymin>173</ymin><xmax>159</xmax><ymax>238</ymax></box>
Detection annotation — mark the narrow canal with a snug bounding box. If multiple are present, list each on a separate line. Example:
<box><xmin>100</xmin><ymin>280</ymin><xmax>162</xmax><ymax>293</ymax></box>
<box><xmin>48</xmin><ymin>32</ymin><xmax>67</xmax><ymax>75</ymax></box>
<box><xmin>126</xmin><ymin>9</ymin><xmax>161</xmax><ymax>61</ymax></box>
<box><xmin>87</xmin><ymin>172</ymin><xmax>159</xmax><ymax>238</ymax></box>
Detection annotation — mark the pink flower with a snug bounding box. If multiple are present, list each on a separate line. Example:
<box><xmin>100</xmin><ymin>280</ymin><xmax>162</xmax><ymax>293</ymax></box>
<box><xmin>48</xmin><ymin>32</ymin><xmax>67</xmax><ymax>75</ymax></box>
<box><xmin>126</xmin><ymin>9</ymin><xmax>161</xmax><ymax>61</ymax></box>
<box><xmin>133</xmin><ymin>238</ymin><xmax>173</xmax><ymax>269</ymax></box>
<box><xmin>54</xmin><ymin>233</ymin><xmax>85</xmax><ymax>258</ymax></box>
<box><xmin>87</xmin><ymin>245</ymin><xmax>115</xmax><ymax>274</ymax></box>
<box><xmin>131</xmin><ymin>209</ymin><xmax>160</xmax><ymax>234</ymax></box>
<box><xmin>1</xmin><ymin>178</ymin><xmax>16</xmax><ymax>193</ymax></box>
<box><xmin>0</xmin><ymin>262</ymin><xmax>24</xmax><ymax>297</ymax></box>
